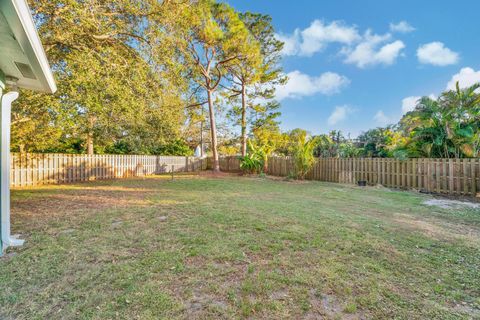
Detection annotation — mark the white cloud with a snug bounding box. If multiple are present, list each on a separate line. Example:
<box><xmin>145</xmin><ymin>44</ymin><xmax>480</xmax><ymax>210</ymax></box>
<box><xmin>299</xmin><ymin>20</ymin><xmax>361</xmax><ymax>56</ymax></box>
<box><xmin>389</xmin><ymin>21</ymin><xmax>415</xmax><ymax>33</ymax></box>
<box><xmin>328</xmin><ymin>105</ymin><xmax>353</xmax><ymax>125</ymax></box>
<box><xmin>402</xmin><ymin>96</ymin><xmax>421</xmax><ymax>114</ymax></box>
<box><xmin>275</xmin><ymin>30</ymin><xmax>301</xmax><ymax>56</ymax></box>
<box><xmin>278</xmin><ymin>20</ymin><xmax>407</xmax><ymax>69</ymax></box>
<box><xmin>276</xmin><ymin>70</ymin><xmax>350</xmax><ymax>101</ymax></box>
<box><xmin>276</xmin><ymin>20</ymin><xmax>360</xmax><ymax>56</ymax></box>
<box><xmin>342</xmin><ymin>31</ymin><xmax>405</xmax><ymax>68</ymax></box>
<box><xmin>402</xmin><ymin>94</ymin><xmax>436</xmax><ymax>114</ymax></box>
<box><xmin>373</xmin><ymin>110</ymin><xmax>392</xmax><ymax>126</ymax></box>
<box><xmin>446</xmin><ymin>67</ymin><xmax>480</xmax><ymax>90</ymax></box>
<box><xmin>417</xmin><ymin>42</ymin><xmax>459</xmax><ymax>66</ymax></box>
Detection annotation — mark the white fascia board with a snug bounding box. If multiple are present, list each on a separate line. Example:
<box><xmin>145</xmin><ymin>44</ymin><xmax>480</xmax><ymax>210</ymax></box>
<box><xmin>0</xmin><ymin>0</ymin><xmax>56</xmax><ymax>93</ymax></box>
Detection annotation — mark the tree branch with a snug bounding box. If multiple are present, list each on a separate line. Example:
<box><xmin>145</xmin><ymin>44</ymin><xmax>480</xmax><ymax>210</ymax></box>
<box><xmin>187</xmin><ymin>101</ymin><xmax>208</xmax><ymax>108</ymax></box>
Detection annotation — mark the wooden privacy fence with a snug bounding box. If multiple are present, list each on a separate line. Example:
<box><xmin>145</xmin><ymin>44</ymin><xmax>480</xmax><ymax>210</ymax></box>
<box><xmin>10</xmin><ymin>153</ymin><xmax>480</xmax><ymax>196</ymax></box>
<box><xmin>10</xmin><ymin>153</ymin><xmax>207</xmax><ymax>187</ymax></box>
<box><xmin>210</xmin><ymin>156</ymin><xmax>242</xmax><ymax>172</ymax></box>
<box><xmin>218</xmin><ymin>156</ymin><xmax>480</xmax><ymax>197</ymax></box>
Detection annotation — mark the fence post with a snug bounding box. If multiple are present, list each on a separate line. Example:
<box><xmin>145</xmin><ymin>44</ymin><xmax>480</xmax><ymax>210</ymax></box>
<box><xmin>471</xmin><ymin>159</ymin><xmax>477</xmax><ymax>197</ymax></box>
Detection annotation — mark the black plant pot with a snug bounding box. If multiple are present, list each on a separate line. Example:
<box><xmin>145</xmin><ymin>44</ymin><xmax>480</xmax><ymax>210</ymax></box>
<box><xmin>357</xmin><ymin>180</ymin><xmax>367</xmax><ymax>187</ymax></box>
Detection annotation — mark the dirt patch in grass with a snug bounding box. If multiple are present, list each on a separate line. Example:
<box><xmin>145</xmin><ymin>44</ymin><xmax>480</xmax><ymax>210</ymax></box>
<box><xmin>184</xmin><ymin>286</ymin><xmax>230</xmax><ymax>318</ymax></box>
<box><xmin>306</xmin><ymin>289</ymin><xmax>364</xmax><ymax>320</ymax></box>
<box><xmin>391</xmin><ymin>214</ymin><xmax>480</xmax><ymax>243</ymax></box>
<box><xmin>13</xmin><ymin>186</ymin><xmax>154</xmax><ymax>218</ymax></box>
<box><xmin>424</xmin><ymin>198</ymin><xmax>480</xmax><ymax>209</ymax></box>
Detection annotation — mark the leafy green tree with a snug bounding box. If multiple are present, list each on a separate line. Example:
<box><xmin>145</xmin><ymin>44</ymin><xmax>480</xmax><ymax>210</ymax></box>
<box><xmin>14</xmin><ymin>0</ymin><xmax>186</xmax><ymax>154</ymax></box>
<box><xmin>312</xmin><ymin>130</ymin><xmax>361</xmax><ymax>158</ymax></box>
<box><xmin>312</xmin><ymin>134</ymin><xmax>336</xmax><ymax>157</ymax></box>
<box><xmin>179</xmin><ymin>1</ymin><xmax>250</xmax><ymax>171</ymax></box>
<box><xmin>277</xmin><ymin>128</ymin><xmax>309</xmax><ymax>156</ymax></box>
<box><xmin>357</xmin><ymin>128</ymin><xmax>393</xmax><ymax>158</ymax></box>
<box><xmin>11</xmin><ymin>91</ymin><xmax>64</xmax><ymax>152</ymax></box>
<box><xmin>338</xmin><ymin>141</ymin><xmax>361</xmax><ymax>158</ymax></box>
<box><xmin>149</xmin><ymin>140</ymin><xmax>193</xmax><ymax>156</ymax></box>
<box><xmin>226</xmin><ymin>12</ymin><xmax>286</xmax><ymax>156</ymax></box>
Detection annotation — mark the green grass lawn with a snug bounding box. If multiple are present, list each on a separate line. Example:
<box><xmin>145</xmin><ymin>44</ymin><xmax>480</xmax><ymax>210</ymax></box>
<box><xmin>1</xmin><ymin>175</ymin><xmax>479</xmax><ymax>319</ymax></box>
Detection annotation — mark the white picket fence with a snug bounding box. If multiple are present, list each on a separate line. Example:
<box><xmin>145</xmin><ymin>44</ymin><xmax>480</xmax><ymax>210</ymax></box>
<box><xmin>10</xmin><ymin>153</ymin><xmax>207</xmax><ymax>187</ymax></box>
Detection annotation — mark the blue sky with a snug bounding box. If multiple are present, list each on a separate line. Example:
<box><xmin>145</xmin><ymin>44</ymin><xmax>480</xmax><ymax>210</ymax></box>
<box><xmin>226</xmin><ymin>0</ymin><xmax>480</xmax><ymax>137</ymax></box>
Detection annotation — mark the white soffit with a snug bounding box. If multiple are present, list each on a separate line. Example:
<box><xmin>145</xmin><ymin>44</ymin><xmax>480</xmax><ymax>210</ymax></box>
<box><xmin>0</xmin><ymin>0</ymin><xmax>56</xmax><ymax>93</ymax></box>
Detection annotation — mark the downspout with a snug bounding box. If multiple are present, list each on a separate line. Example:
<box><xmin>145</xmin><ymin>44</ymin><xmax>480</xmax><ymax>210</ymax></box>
<box><xmin>0</xmin><ymin>69</ymin><xmax>4</xmax><ymax>254</ymax></box>
<box><xmin>0</xmin><ymin>72</ymin><xmax>23</xmax><ymax>256</ymax></box>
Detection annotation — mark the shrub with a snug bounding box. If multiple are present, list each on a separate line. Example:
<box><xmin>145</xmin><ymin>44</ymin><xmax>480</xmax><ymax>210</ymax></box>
<box><xmin>292</xmin><ymin>134</ymin><xmax>317</xmax><ymax>179</ymax></box>
<box><xmin>239</xmin><ymin>153</ymin><xmax>263</xmax><ymax>174</ymax></box>
<box><xmin>149</xmin><ymin>139</ymin><xmax>193</xmax><ymax>156</ymax></box>
<box><xmin>104</xmin><ymin>139</ymin><xmax>193</xmax><ymax>156</ymax></box>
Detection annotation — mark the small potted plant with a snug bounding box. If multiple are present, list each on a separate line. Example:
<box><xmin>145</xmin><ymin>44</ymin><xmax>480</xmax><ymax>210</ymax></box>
<box><xmin>357</xmin><ymin>180</ymin><xmax>367</xmax><ymax>187</ymax></box>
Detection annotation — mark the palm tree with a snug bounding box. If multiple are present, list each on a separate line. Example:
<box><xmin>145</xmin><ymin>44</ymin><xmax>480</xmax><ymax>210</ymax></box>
<box><xmin>400</xmin><ymin>83</ymin><xmax>480</xmax><ymax>158</ymax></box>
<box><xmin>402</xmin><ymin>96</ymin><xmax>449</xmax><ymax>157</ymax></box>
<box><xmin>440</xmin><ymin>82</ymin><xmax>480</xmax><ymax>157</ymax></box>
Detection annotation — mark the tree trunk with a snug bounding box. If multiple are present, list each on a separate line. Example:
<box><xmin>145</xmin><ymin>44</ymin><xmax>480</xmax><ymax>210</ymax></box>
<box><xmin>207</xmin><ymin>90</ymin><xmax>220</xmax><ymax>172</ymax></box>
<box><xmin>241</xmin><ymin>84</ymin><xmax>247</xmax><ymax>157</ymax></box>
<box><xmin>86</xmin><ymin>116</ymin><xmax>95</xmax><ymax>155</ymax></box>
<box><xmin>86</xmin><ymin>132</ymin><xmax>94</xmax><ymax>155</ymax></box>
<box><xmin>200</xmin><ymin>106</ymin><xmax>204</xmax><ymax>158</ymax></box>
<box><xmin>200</xmin><ymin>119</ymin><xmax>204</xmax><ymax>158</ymax></box>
